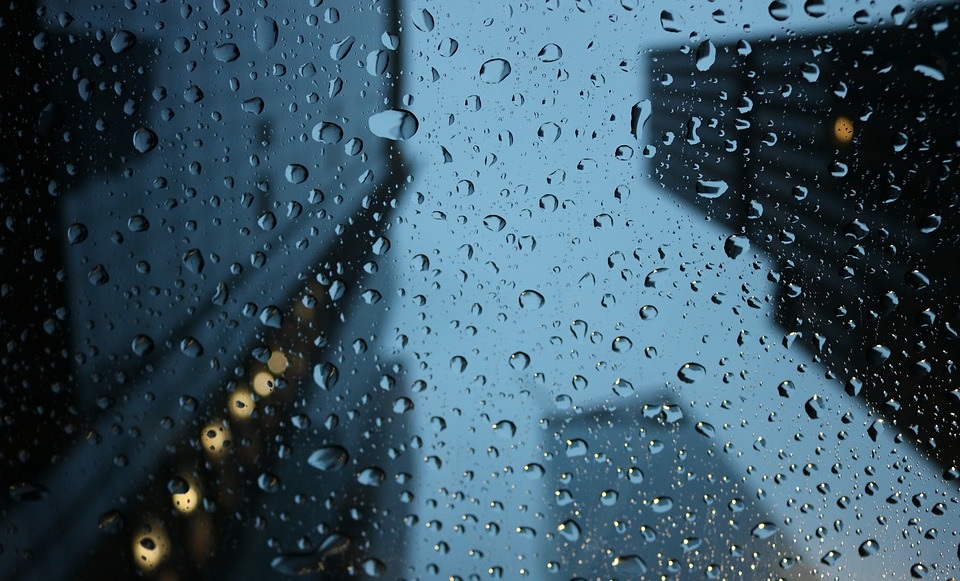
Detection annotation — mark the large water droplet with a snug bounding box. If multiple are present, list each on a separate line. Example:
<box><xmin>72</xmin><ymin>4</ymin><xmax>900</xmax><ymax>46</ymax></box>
<box><xmin>88</xmin><ymin>264</ymin><xmax>109</xmax><ymax>286</ymax></box>
<box><xmin>612</xmin><ymin>336</ymin><xmax>633</xmax><ymax>353</ymax></box>
<box><xmin>127</xmin><ymin>215</ymin><xmax>149</xmax><ymax>232</ymax></box>
<box><xmin>724</xmin><ymin>235</ymin><xmax>750</xmax><ymax>259</ymax></box>
<box><xmin>519</xmin><ymin>290</ymin><xmax>544</xmax><ymax>309</ymax></box>
<box><xmin>357</xmin><ymin>467</ymin><xmax>386</xmax><ymax>487</ymax></box>
<box><xmin>768</xmin><ymin>0</ymin><xmax>793</xmax><ymax>21</ymax></box>
<box><xmin>308</xmin><ymin>445</ymin><xmax>349</xmax><ymax>471</ymax></box>
<box><xmin>110</xmin><ymin>30</ymin><xmax>137</xmax><ymax>54</ymax></box>
<box><xmin>67</xmin><ymin>223</ymin><xmax>88</xmax><ymax>245</ymax></box>
<box><xmin>695</xmin><ymin>40</ymin><xmax>716</xmax><ymax>71</ymax></box>
<box><xmin>213</xmin><ymin>43</ymin><xmax>240</xmax><ymax>62</ymax></box>
<box><xmin>257</xmin><ymin>472</ymin><xmax>280</xmax><ymax>493</ymax></box>
<box><xmin>438</xmin><ymin>37</ymin><xmax>459</xmax><ymax>57</ymax></box>
<box><xmin>330</xmin><ymin>36</ymin><xmax>355</xmax><ymax>61</ymax></box>
<box><xmin>259</xmin><ymin>305</ymin><xmax>283</xmax><ymax>328</ymax></box>
<box><xmin>751</xmin><ymin>522</ymin><xmax>778</xmax><ymax>539</ymax></box>
<box><xmin>133</xmin><ymin>127</ymin><xmax>158</xmax><ymax>153</ymax></box>
<box><xmin>612</xmin><ymin>555</ymin><xmax>647</xmax><ymax>574</ymax></box>
<box><xmin>537</xmin><ymin>43</ymin><xmax>562</xmax><ymax>62</ymax></box>
<box><xmin>509</xmin><ymin>352</ymin><xmax>531</xmax><ymax>370</ymax></box>
<box><xmin>651</xmin><ymin>496</ymin><xmax>674</xmax><ymax>513</ymax></box>
<box><xmin>805</xmin><ymin>0</ymin><xmax>827</xmax><ymax>17</ymax></box>
<box><xmin>180</xmin><ymin>336</ymin><xmax>204</xmax><ymax>357</ymax></box>
<box><xmin>483</xmin><ymin>215</ymin><xmax>506</xmax><ymax>231</ymax></box>
<box><xmin>557</xmin><ymin>519</ymin><xmax>581</xmax><ymax>541</ymax></box>
<box><xmin>630</xmin><ymin>99</ymin><xmax>652</xmax><ymax>140</ymax></box>
<box><xmin>314</xmin><ymin>362</ymin><xmax>339</xmax><ymax>390</ymax></box>
<box><xmin>677</xmin><ymin>362</ymin><xmax>706</xmax><ymax>383</ymax></box>
<box><xmin>660</xmin><ymin>10</ymin><xmax>684</xmax><ymax>32</ymax></box>
<box><xmin>696</xmin><ymin>179</ymin><xmax>728</xmax><ymax>198</ymax></box>
<box><xmin>859</xmin><ymin>539</ymin><xmax>879</xmax><ymax>557</ymax></box>
<box><xmin>413</xmin><ymin>8</ymin><xmax>435</xmax><ymax>32</ymax></box>
<box><xmin>285</xmin><ymin>164</ymin><xmax>309</xmax><ymax>184</ymax></box>
<box><xmin>493</xmin><ymin>420</ymin><xmax>516</xmax><ymax>439</ymax></box>
<box><xmin>253</xmin><ymin>17</ymin><xmax>279</xmax><ymax>52</ymax></box>
<box><xmin>131</xmin><ymin>335</ymin><xmax>154</xmax><ymax>356</ymax></box>
<box><xmin>182</xmin><ymin>248</ymin><xmax>204</xmax><ymax>274</ymax></box>
<box><xmin>312</xmin><ymin>121</ymin><xmax>343</xmax><ymax>144</ymax></box>
<box><xmin>479</xmin><ymin>58</ymin><xmax>512</xmax><ymax>84</ymax></box>
<box><xmin>368</xmin><ymin>109</ymin><xmax>419</xmax><ymax>141</ymax></box>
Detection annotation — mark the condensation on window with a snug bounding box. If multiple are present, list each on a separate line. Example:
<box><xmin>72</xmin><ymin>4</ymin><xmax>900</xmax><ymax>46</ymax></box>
<box><xmin>1</xmin><ymin>1</ymin><xmax>958</xmax><ymax>580</ymax></box>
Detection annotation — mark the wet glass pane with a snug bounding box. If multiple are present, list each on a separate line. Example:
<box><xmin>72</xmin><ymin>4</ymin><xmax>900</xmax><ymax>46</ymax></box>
<box><xmin>2</xmin><ymin>1</ymin><xmax>959</xmax><ymax>579</ymax></box>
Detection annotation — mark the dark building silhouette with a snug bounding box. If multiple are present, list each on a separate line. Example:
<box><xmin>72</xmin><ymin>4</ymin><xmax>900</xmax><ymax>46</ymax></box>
<box><xmin>647</xmin><ymin>4</ymin><xmax>960</xmax><ymax>466</ymax></box>
<box><xmin>1</xmin><ymin>1</ymin><xmax>411</xmax><ymax>579</ymax></box>
<box><xmin>542</xmin><ymin>394</ymin><xmax>815</xmax><ymax>580</ymax></box>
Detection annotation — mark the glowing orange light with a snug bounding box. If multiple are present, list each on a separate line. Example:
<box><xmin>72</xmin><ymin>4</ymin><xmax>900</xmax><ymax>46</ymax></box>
<box><xmin>132</xmin><ymin>519</ymin><xmax>170</xmax><ymax>571</ymax></box>
<box><xmin>228</xmin><ymin>388</ymin><xmax>255</xmax><ymax>420</ymax></box>
<box><xmin>833</xmin><ymin>116</ymin><xmax>854</xmax><ymax>143</ymax></box>
<box><xmin>200</xmin><ymin>421</ymin><xmax>231</xmax><ymax>458</ymax></box>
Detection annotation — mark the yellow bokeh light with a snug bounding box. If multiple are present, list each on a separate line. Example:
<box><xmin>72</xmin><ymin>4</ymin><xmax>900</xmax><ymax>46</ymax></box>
<box><xmin>132</xmin><ymin>520</ymin><xmax>170</xmax><ymax>571</ymax></box>
<box><xmin>172</xmin><ymin>476</ymin><xmax>200</xmax><ymax>515</ymax></box>
<box><xmin>252</xmin><ymin>371</ymin><xmax>275</xmax><ymax>396</ymax></box>
<box><xmin>200</xmin><ymin>421</ymin><xmax>231</xmax><ymax>458</ymax></box>
<box><xmin>267</xmin><ymin>350</ymin><xmax>289</xmax><ymax>374</ymax></box>
<box><xmin>228</xmin><ymin>388</ymin><xmax>255</xmax><ymax>420</ymax></box>
<box><xmin>833</xmin><ymin>116</ymin><xmax>854</xmax><ymax>143</ymax></box>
